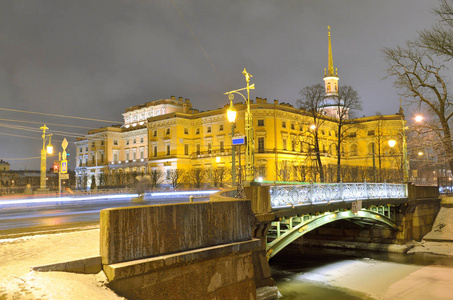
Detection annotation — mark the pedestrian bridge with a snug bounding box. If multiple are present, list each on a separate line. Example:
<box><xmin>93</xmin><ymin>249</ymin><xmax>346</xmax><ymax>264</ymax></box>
<box><xmin>266</xmin><ymin>182</ymin><xmax>406</xmax><ymax>259</ymax></box>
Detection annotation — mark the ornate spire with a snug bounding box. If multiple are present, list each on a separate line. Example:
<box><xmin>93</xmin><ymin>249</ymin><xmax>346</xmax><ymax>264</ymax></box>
<box><xmin>326</xmin><ymin>26</ymin><xmax>336</xmax><ymax>77</ymax></box>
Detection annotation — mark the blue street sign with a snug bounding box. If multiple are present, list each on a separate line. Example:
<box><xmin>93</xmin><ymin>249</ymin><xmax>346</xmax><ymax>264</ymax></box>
<box><xmin>232</xmin><ymin>136</ymin><xmax>245</xmax><ymax>145</ymax></box>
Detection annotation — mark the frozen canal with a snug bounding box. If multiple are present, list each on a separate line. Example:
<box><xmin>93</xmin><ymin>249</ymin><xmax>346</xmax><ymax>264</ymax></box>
<box><xmin>271</xmin><ymin>247</ymin><xmax>453</xmax><ymax>299</ymax></box>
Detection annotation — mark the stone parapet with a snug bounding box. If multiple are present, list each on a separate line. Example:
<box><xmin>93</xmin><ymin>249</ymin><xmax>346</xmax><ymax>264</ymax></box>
<box><xmin>100</xmin><ymin>200</ymin><xmax>253</xmax><ymax>265</ymax></box>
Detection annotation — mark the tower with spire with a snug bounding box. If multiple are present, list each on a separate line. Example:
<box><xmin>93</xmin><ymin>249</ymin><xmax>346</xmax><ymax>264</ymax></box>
<box><xmin>321</xmin><ymin>26</ymin><xmax>346</xmax><ymax>119</ymax></box>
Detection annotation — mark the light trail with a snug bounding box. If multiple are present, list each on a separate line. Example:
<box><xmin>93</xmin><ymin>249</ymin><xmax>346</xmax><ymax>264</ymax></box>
<box><xmin>0</xmin><ymin>190</ymin><xmax>219</xmax><ymax>206</ymax></box>
<box><xmin>149</xmin><ymin>190</ymin><xmax>219</xmax><ymax>197</ymax></box>
<box><xmin>0</xmin><ymin>194</ymin><xmax>138</xmax><ymax>206</ymax></box>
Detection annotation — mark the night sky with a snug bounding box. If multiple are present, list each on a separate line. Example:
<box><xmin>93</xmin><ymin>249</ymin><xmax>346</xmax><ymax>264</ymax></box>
<box><xmin>0</xmin><ymin>0</ymin><xmax>437</xmax><ymax>170</ymax></box>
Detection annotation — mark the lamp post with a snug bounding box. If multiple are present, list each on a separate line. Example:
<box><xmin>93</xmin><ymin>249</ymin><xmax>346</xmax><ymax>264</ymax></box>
<box><xmin>227</xmin><ymin>99</ymin><xmax>237</xmax><ymax>187</ymax></box>
<box><xmin>39</xmin><ymin>124</ymin><xmax>53</xmax><ymax>191</ymax></box>
<box><xmin>402</xmin><ymin>116</ymin><xmax>409</xmax><ymax>182</ymax></box>
<box><xmin>388</xmin><ymin>133</ymin><xmax>408</xmax><ymax>183</ymax></box>
<box><xmin>224</xmin><ymin>68</ymin><xmax>255</xmax><ymax>183</ymax></box>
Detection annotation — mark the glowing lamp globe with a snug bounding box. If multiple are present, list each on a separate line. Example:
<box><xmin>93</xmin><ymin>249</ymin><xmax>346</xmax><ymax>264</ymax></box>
<box><xmin>46</xmin><ymin>143</ymin><xmax>53</xmax><ymax>154</ymax></box>
<box><xmin>388</xmin><ymin>140</ymin><xmax>396</xmax><ymax>148</ymax></box>
<box><xmin>227</xmin><ymin>100</ymin><xmax>237</xmax><ymax>123</ymax></box>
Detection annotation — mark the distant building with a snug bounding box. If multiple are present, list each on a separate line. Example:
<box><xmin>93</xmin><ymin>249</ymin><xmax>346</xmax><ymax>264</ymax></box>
<box><xmin>0</xmin><ymin>159</ymin><xmax>10</xmax><ymax>172</ymax></box>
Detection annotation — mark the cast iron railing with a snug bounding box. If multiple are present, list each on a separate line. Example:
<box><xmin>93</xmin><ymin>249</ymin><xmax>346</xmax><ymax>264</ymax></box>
<box><xmin>270</xmin><ymin>182</ymin><xmax>407</xmax><ymax>208</ymax></box>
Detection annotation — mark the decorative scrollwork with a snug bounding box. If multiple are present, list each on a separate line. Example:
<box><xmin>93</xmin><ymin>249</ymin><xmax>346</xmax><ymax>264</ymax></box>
<box><xmin>271</xmin><ymin>182</ymin><xmax>407</xmax><ymax>208</ymax></box>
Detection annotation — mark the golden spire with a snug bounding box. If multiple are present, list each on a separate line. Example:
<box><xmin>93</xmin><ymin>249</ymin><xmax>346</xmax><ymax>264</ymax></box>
<box><xmin>326</xmin><ymin>26</ymin><xmax>336</xmax><ymax>77</ymax></box>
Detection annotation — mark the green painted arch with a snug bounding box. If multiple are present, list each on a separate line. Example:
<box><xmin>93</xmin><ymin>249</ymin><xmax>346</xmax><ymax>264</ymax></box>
<box><xmin>266</xmin><ymin>210</ymin><xmax>398</xmax><ymax>260</ymax></box>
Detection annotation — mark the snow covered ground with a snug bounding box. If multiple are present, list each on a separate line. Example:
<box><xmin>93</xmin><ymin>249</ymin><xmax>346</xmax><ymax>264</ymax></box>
<box><xmin>0</xmin><ymin>227</ymin><xmax>124</xmax><ymax>300</ymax></box>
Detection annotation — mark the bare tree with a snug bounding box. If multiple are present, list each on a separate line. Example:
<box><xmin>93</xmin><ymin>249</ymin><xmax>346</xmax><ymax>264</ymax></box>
<box><xmin>212</xmin><ymin>167</ymin><xmax>229</xmax><ymax>187</ymax></box>
<box><xmin>297</xmin><ymin>84</ymin><xmax>327</xmax><ymax>182</ymax></box>
<box><xmin>276</xmin><ymin>160</ymin><xmax>292</xmax><ymax>182</ymax></box>
<box><xmin>149</xmin><ymin>169</ymin><xmax>165</xmax><ymax>189</ymax></box>
<box><xmin>188</xmin><ymin>167</ymin><xmax>207</xmax><ymax>188</ymax></box>
<box><xmin>417</xmin><ymin>0</ymin><xmax>453</xmax><ymax>59</ymax></box>
<box><xmin>383</xmin><ymin>42</ymin><xmax>453</xmax><ymax>173</ymax></box>
<box><xmin>169</xmin><ymin>169</ymin><xmax>186</xmax><ymax>189</ymax></box>
<box><xmin>333</xmin><ymin>86</ymin><xmax>362</xmax><ymax>182</ymax></box>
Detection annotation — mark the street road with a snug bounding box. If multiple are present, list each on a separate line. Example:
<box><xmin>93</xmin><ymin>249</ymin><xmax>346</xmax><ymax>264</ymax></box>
<box><xmin>0</xmin><ymin>191</ymin><xmax>215</xmax><ymax>237</ymax></box>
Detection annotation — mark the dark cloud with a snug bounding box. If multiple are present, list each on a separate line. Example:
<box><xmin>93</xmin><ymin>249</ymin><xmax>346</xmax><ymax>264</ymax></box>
<box><xmin>0</xmin><ymin>0</ymin><xmax>438</xmax><ymax>169</ymax></box>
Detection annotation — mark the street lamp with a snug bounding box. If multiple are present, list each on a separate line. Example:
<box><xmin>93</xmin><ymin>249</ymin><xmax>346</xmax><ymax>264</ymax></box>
<box><xmin>388</xmin><ymin>136</ymin><xmax>408</xmax><ymax>182</ymax></box>
<box><xmin>388</xmin><ymin>139</ymin><xmax>397</xmax><ymax>148</ymax></box>
<box><xmin>415</xmin><ymin>115</ymin><xmax>423</xmax><ymax>123</ymax></box>
<box><xmin>227</xmin><ymin>99</ymin><xmax>237</xmax><ymax>187</ymax></box>
<box><xmin>224</xmin><ymin>68</ymin><xmax>255</xmax><ymax>183</ymax></box>
<box><xmin>39</xmin><ymin>125</ymin><xmax>53</xmax><ymax>191</ymax></box>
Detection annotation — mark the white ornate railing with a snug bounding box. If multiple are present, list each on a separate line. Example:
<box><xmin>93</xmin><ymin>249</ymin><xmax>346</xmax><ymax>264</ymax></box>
<box><xmin>270</xmin><ymin>182</ymin><xmax>407</xmax><ymax>208</ymax></box>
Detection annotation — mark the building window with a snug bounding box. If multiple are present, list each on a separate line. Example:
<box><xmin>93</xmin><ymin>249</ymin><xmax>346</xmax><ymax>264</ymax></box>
<box><xmin>220</xmin><ymin>141</ymin><xmax>224</xmax><ymax>152</ymax></box>
<box><xmin>92</xmin><ymin>141</ymin><xmax>95</xmax><ymax>148</ymax></box>
<box><xmin>132</xmin><ymin>150</ymin><xmax>137</xmax><ymax>160</ymax></box>
<box><xmin>291</xmin><ymin>123</ymin><xmax>295</xmax><ymax>130</ymax></box>
<box><xmin>349</xmin><ymin>132</ymin><xmax>357</xmax><ymax>138</ymax></box>
<box><xmin>258</xmin><ymin>119</ymin><xmax>264</xmax><ymax>126</ymax></box>
<box><xmin>100</xmin><ymin>153</ymin><xmax>104</xmax><ymax>163</ymax></box>
<box><xmin>321</xmin><ymin>130</ymin><xmax>325</xmax><ymax>135</ymax></box>
<box><xmin>154</xmin><ymin>146</ymin><xmax>157</xmax><ymax>157</ymax></box>
<box><xmin>184</xmin><ymin>128</ymin><xmax>189</xmax><ymax>135</ymax></box>
<box><xmin>258</xmin><ymin>137</ymin><xmax>265</xmax><ymax>153</ymax></box>
<box><xmin>113</xmin><ymin>140</ymin><xmax>118</xmax><ymax>146</ymax></box>
<box><xmin>166</xmin><ymin>128</ymin><xmax>170</xmax><ymax>135</ymax></box>
<box><xmin>207</xmin><ymin>126</ymin><xmax>211</xmax><ymax>133</ymax></box>
<box><xmin>92</xmin><ymin>155</ymin><xmax>95</xmax><ymax>164</ymax></box>
<box><xmin>368</xmin><ymin>130</ymin><xmax>375</xmax><ymax>136</ymax></box>
<box><xmin>140</xmin><ymin>137</ymin><xmax>144</xmax><ymax>143</ymax></box>
<box><xmin>153</xmin><ymin>130</ymin><xmax>157</xmax><ymax>137</ymax></box>
<box><xmin>101</xmin><ymin>140</ymin><xmax>104</xmax><ymax>146</ymax></box>
<box><xmin>125</xmin><ymin>150</ymin><xmax>130</xmax><ymax>161</ymax></box>
<box><xmin>283</xmin><ymin>139</ymin><xmax>287</xmax><ymax>150</ymax></box>
<box><xmin>368</xmin><ymin>142</ymin><xmax>375</xmax><ymax>155</ymax></box>
<box><xmin>282</xmin><ymin>121</ymin><xmax>286</xmax><ymax>128</ymax></box>
<box><xmin>166</xmin><ymin>144</ymin><xmax>170</xmax><ymax>155</ymax></box>
<box><xmin>350</xmin><ymin>144</ymin><xmax>358</xmax><ymax>156</ymax></box>
<box><xmin>85</xmin><ymin>146</ymin><xmax>88</xmax><ymax>151</ymax></box>
<box><xmin>258</xmin><ymin>165</ymin><xmax>266</xmax><ymax>177</ymax></box>
<box><xmin>79</xmin><ymin>156</ymin><xmax>82</xmax><ymax>166</ymax></box>
<box><xmin>133</xmin><ymin>138</ymin><xmax>136</xmax><ymax>144</ymax></box>
<box><xmin>207</xmin><ymin>143</ymin><xmax>212</xmax><ymax>153</ymax></box>
<box><xmin>292</xmin><ymin>140</ymin><xmax>296</xmax><ymax>151</ymax></box>
<box><xmin>166</xmin><ymin>169</ymin><xmax>171</xmax><ymax>180</ymax></box>
<box><xmin>113</xmin><ymin>152</ymin><xmax>119</xmax><ymax>162</ymax></box>
<box><xmin>196</xmin><ymin>144</ymin><xmax>201</xmax><ymax>155</ymax></box>
<box><xmin>219</xmin><ymin>124</ymin><xmax>224</xmax><ymax>131</ymax></box>
<box><xmin>140</xmin><ymin>148</ymin><xmax>144</xmax><ymax>159</ymax></box>
<box><xmin>126</xmin><ymin>140</ymin><xmax>130</xmax><ymax>146</ymax></box>
<box><xmin>184</xmin><ymin>144</ymin><xmax>189</xmax><ymax>155</ymax></box>
<box><xmin>79</xmin><ymin>147</ymin><xmax>82</xmax><ymax>153</ymax></box>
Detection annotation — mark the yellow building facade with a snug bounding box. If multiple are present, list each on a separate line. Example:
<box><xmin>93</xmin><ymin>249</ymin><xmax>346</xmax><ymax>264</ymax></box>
<box><xmin>75</xmin><ymin>96</ymin><xmax>404</xmax><ymax>188</ymax></box>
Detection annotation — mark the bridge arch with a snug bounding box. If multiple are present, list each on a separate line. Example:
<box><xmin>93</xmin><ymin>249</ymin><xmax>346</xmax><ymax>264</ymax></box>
<box><xmin>266</xmin><ymin>210</ymin><xmax>399</xmax><ymax>260</ymax></box>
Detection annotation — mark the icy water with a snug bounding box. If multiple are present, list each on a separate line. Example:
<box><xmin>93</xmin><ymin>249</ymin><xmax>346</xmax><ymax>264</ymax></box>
<box><xmin>270</xmin><ymin>247</ymin><xmax>453</xmax><ymax>300</ymax></box>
